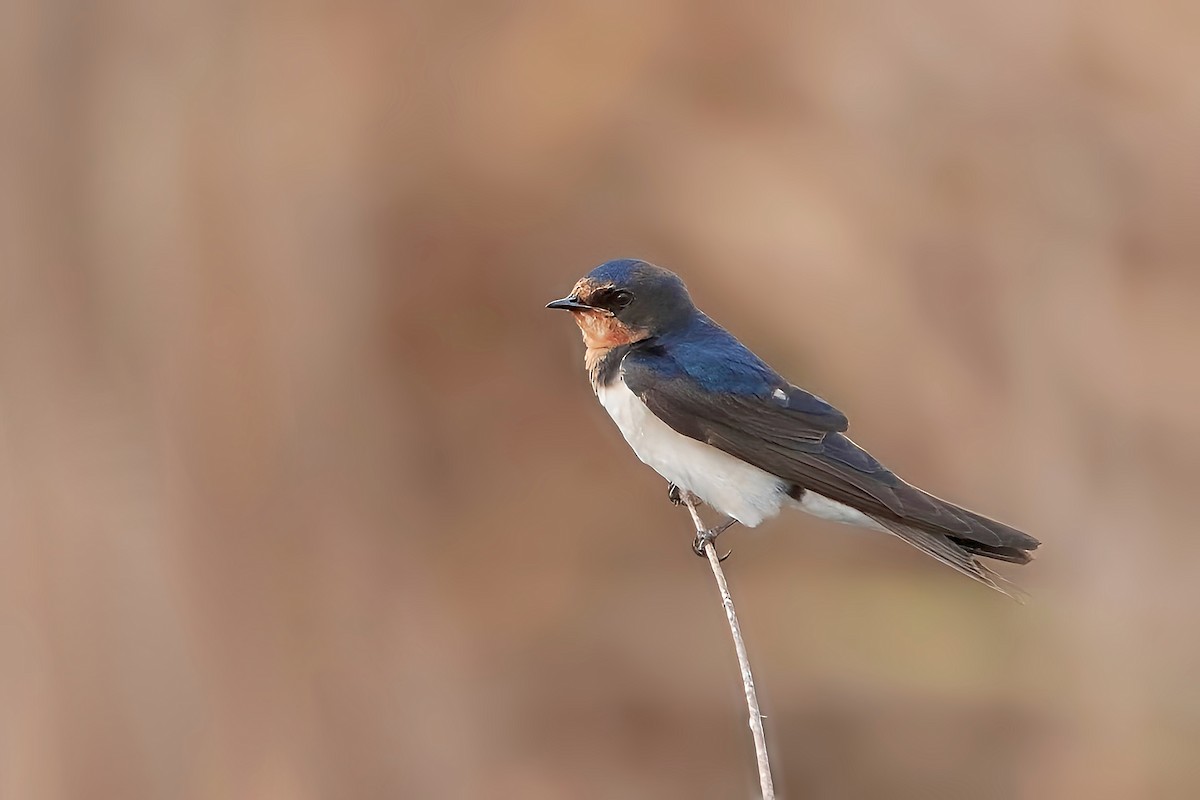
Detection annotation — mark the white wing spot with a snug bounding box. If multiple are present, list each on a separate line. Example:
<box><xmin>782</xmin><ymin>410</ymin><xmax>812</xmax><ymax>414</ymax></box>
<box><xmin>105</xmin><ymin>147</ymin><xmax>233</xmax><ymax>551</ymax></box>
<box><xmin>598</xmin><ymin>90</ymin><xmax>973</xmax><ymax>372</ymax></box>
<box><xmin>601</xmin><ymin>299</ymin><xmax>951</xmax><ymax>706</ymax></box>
<box><xmin>772</xmin><ymin>388</ymin><xmax>787</xmax><ymax>402</ymax></box>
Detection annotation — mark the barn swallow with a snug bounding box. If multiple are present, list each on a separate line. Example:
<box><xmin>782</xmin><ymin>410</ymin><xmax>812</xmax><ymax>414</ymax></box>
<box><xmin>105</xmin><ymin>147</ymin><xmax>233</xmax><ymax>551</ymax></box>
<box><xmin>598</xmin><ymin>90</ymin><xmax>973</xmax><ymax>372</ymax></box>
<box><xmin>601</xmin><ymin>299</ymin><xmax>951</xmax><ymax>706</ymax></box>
<box><xmin>547</xmin><ymin>259</ymin><xmax>1039</xmax><ymax>595</ymax></box>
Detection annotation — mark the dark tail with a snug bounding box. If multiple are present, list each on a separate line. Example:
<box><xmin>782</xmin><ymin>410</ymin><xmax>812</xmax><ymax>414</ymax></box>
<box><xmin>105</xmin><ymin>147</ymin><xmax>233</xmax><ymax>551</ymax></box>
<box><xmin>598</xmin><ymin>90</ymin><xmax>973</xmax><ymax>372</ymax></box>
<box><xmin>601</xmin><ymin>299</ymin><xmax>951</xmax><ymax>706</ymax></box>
<box><xmin>868</xmin><ymin>494</ymin><xmax>1040</xmax><ymax>600</ymax></box>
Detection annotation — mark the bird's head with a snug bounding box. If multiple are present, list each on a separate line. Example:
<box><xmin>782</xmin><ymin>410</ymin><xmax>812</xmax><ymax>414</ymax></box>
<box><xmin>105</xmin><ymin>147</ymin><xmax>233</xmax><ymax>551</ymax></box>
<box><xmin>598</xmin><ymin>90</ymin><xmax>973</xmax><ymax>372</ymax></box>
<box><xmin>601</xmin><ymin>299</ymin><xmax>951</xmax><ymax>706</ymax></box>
<box><xmin>546</xmin><ymin>259</ymin><xmax>695</xmax><ymax>348</ymax></box>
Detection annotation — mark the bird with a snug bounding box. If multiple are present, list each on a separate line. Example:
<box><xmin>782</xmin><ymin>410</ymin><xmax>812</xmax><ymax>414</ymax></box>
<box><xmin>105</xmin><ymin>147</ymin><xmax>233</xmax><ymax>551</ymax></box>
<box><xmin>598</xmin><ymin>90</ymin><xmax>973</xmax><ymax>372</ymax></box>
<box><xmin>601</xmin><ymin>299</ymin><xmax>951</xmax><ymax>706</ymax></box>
<box><xmin>547</xmin><ymin>258</ymin><xmax>1039</xmax><ymax>596</ymax></box>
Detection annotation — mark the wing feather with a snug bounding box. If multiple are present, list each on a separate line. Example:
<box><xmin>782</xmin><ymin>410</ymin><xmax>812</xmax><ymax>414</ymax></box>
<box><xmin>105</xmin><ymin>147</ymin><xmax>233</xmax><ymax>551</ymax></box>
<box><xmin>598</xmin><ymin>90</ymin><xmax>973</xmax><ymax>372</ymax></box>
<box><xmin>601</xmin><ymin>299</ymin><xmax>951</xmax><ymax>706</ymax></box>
<box><xmin>621</xmin><ymin>348</ymin><xmax>1040</xmax><ymax>557</ymax></box>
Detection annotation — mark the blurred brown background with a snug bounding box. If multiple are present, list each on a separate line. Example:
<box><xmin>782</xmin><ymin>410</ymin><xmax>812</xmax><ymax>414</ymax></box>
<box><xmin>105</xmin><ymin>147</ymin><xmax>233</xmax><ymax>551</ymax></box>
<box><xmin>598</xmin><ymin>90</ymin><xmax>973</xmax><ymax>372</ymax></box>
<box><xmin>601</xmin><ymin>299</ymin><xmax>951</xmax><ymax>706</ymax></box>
<box><xmin>3</xmin><ymin>1</ymin><xmax>1200</xmax><ymax>798</ymax></box>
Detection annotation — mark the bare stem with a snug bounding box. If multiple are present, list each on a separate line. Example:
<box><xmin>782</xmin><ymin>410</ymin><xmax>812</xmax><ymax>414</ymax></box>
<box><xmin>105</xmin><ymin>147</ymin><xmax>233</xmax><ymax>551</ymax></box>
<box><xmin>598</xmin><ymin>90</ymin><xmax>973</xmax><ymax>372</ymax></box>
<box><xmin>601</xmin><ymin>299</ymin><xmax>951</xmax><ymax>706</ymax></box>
<box><xmin>683</xmin><ymin>496</ymin><xmax>776</xmax><ymax>799</ymax></box>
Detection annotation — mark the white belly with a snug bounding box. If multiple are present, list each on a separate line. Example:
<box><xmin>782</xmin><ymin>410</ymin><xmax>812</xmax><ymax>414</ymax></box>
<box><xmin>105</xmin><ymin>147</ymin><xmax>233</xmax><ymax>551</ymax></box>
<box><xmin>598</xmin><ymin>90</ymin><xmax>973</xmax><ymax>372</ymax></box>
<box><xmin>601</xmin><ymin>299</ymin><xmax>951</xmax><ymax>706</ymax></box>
<box><xmin>793</xmin><ymin>490</ymin><xmax>887</xmax><ymax>532</ymax></box>
<box><xmin>596</xmin><ymin>378</ymin><xmax>789</xmax><ymax>526</ymax></box>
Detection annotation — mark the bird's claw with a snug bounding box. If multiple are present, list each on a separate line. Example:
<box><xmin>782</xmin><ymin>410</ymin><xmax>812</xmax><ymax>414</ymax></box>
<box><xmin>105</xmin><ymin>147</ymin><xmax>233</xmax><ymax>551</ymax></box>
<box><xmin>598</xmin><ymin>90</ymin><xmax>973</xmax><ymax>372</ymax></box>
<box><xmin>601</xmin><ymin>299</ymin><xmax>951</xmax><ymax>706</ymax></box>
<box><xmin>692</xmin><ymin>529</ymin><xmax>731</xmax><ymax>562</ymax></box>
<box><xmin>667</xmin><ymin>483</ymin><xmax>684</xmax><ymax>506</ymax></box>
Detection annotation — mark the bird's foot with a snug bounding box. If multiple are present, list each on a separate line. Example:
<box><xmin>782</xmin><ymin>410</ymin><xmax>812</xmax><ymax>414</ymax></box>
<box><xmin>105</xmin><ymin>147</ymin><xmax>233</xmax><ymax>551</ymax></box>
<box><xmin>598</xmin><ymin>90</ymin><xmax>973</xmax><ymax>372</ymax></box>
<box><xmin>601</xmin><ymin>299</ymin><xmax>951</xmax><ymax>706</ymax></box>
<box><xmin>691</xmin><ymin>517</ymin><xmax>737</xmax><ymax>561</ymax></box>
<box><xmin>667</xmin><ymin>483</ymin><xmax>685</xmax><ymax>506</ymax></box>
<box><xmin>691</xmin><ymin>529</ymin><xmax>731</xmax><ymax>561</ymax></box>
<box><xmin>677</xmin><ymin>493</ymin><xmax>737</xmax><ymax>561</ymax></box>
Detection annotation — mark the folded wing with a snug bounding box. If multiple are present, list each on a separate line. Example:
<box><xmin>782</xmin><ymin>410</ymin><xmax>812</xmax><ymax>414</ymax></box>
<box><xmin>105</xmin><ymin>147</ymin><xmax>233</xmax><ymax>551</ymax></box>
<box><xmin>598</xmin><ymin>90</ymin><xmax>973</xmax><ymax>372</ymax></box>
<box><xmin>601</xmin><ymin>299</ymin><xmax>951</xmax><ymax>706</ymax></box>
<box><xmin>621</xmin><ymin>346</ymin><xmax>1040</xmax><ymax>587</ymax></box>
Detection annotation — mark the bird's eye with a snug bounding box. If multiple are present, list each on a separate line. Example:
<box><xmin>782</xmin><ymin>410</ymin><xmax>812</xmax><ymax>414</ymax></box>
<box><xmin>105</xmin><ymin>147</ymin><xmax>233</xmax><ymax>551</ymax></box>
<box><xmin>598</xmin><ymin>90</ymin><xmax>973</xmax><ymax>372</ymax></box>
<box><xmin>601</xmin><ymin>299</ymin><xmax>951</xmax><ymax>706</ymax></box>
<box><xmin>610</xmin><ymin>290</ymin><xmax>634</xmax><ymax>310</ymax></box>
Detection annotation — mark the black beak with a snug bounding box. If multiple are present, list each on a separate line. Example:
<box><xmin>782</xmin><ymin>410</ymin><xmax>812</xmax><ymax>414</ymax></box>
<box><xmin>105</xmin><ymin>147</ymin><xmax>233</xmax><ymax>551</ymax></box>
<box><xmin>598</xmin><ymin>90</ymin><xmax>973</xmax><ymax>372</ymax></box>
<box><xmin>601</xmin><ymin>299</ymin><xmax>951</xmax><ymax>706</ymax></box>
<box><xmin>546</xmin><ymin>295</ymin><xmax>593</xmax><ymax>311</ymax></box>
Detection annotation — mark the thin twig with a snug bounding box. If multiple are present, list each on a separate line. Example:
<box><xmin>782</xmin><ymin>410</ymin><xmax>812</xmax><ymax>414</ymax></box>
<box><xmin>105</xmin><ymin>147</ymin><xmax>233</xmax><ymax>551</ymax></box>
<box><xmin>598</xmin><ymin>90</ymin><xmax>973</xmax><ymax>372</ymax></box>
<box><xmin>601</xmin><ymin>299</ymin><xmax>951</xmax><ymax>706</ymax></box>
<box><xmin>683</xmin><ymin>495</ymin><xmax>775</xmax><ymax>799</ymax></box>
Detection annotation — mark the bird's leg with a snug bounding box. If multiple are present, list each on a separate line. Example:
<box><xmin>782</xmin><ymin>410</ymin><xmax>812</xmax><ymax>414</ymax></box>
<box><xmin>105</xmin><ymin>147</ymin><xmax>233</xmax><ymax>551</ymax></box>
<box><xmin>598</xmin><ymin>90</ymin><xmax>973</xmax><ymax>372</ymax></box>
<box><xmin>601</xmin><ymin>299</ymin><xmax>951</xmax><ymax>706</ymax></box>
<box><xmin>679</xmin><ymin>491</ymin><xmax>737</xmax><ymax>561</ymax></box>
<box><xmin>667</xmin><ymin>482</ymin><xmax>685</xmax><ymax>506</ymax></box>
<box><xmin>694</xmin><ymin>517</ymin><xmax>737</xmax><ymax>560</ymax></box>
